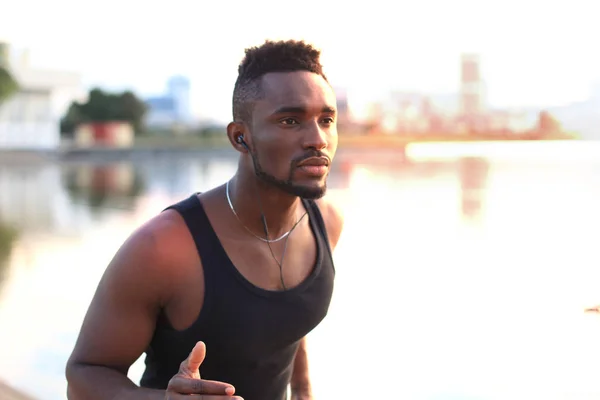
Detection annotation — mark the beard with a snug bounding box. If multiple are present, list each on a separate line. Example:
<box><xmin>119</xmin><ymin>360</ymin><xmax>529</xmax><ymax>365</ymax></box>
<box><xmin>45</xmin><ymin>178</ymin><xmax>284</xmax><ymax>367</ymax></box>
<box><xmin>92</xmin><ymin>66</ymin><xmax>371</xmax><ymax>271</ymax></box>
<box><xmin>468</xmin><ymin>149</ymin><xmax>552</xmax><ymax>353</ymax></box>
<box><xmin>251</xmin><ymin>149</ymin><xmax>328</xmax><ymax>200</ymax></box>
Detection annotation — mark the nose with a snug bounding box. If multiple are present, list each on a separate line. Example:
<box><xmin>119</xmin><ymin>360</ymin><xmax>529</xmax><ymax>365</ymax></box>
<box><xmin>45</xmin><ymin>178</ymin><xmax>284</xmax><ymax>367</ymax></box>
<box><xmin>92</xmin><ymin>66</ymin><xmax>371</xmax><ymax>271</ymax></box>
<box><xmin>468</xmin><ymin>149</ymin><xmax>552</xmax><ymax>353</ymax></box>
<box><xmin>303</xmin><ymin>120</ymin><xmax>328</xmax><ymax>151</ymax></box>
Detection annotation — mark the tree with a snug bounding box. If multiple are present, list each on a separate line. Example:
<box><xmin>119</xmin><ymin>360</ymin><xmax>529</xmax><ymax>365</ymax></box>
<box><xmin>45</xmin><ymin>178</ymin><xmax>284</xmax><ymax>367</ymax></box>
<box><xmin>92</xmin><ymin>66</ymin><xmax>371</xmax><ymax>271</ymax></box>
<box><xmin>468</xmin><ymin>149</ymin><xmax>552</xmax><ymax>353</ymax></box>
<box><xmin>117</xmin><ymin>91</ymin><xmax>147</xmax><ymax>133</ymax></box>
<box><xmin>0</xmin><ymin>66</ymin><xmax>18</xmax><ymax>106</ymax></box>
<box><xmin>60</xmin><ymin>101</ymin><xmax>84</xmax><ymax>137</ymax></box>
<box><xmin>0</xmin><ymin>220</ymin><xmax>18</xmax><ymax>297</ymax></box>
<box><xmin>60</xmin><ymin>88</ymin><xmax>148</xmax><ymax>135</ymax></box>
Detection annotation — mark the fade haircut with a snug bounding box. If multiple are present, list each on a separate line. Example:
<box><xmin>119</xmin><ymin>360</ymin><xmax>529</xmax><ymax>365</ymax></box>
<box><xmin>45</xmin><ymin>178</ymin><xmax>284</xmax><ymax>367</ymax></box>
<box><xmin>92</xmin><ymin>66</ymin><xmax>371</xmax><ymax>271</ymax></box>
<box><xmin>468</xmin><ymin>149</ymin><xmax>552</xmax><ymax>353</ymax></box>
<box><xmin>232</xmin><ymin>40</ymin><xmax>328</xmax><ymax>123</ymax></box>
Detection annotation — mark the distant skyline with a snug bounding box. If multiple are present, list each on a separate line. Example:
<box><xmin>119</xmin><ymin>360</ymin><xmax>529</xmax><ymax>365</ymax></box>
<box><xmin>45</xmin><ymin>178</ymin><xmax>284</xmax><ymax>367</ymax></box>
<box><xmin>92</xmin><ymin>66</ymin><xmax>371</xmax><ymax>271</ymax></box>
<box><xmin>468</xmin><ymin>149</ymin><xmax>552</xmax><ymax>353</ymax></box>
<box><xmin>2</xmin><ymin>0</ymin><xmax>599</xmax><ymax>124</ymax></box>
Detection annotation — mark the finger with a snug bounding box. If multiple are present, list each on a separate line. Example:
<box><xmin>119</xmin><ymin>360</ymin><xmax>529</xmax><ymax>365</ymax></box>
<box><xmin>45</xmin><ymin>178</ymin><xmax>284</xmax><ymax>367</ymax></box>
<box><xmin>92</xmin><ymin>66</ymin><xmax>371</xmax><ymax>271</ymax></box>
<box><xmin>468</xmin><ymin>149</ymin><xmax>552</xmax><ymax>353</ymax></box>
<box><xmin>168</xmin><ymin>376</ymin><xmax>235</xmax><ymax>396</ymax></box>
<box><xmin>171</xmin><ymin>395</ymin><xmax>243</xmax><ymax>400</ymax></box>
<box><xmin>182</xmin><ymin>341</ymin><xmax>206</xmax><ymax>374</ymax></box>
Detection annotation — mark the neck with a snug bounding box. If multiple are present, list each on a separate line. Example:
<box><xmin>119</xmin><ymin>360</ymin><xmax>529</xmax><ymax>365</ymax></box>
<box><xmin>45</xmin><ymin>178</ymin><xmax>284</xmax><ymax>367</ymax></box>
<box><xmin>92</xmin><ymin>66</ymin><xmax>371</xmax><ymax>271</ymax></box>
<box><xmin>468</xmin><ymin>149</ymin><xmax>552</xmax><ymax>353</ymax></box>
<box><xmin>227</xmin><ymin>168</ymin><xmax>304</xmax><ymax>240</ymax></box>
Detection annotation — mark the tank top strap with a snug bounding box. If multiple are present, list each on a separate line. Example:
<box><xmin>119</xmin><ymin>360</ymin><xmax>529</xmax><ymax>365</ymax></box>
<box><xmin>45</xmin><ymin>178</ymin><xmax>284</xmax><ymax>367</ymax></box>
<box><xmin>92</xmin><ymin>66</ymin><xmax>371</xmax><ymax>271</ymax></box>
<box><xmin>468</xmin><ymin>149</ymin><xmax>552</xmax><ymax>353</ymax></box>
<box><xmin>302</xmin><ymin>199</ymin><xmax>335</xmax><ymax>275</ymax></box>
<box><xmin>162</xmin><ymin>193</ymin><xmax>220</xmax><ymax>280</ymax></box>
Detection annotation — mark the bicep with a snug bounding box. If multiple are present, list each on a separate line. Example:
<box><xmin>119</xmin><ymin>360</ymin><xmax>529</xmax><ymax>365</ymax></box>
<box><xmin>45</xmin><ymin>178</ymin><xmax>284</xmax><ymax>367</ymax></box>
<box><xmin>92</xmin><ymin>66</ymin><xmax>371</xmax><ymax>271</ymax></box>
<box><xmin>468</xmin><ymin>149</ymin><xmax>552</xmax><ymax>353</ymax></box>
<box><xmin>316</xmin><ymin>199</ymin><xmax>345</xmax><ymax>251</ymax></box>
<box><xmin>68</xmin><ymin>230</ymin><xmax>167</xmax><ymax>373</ymax></box>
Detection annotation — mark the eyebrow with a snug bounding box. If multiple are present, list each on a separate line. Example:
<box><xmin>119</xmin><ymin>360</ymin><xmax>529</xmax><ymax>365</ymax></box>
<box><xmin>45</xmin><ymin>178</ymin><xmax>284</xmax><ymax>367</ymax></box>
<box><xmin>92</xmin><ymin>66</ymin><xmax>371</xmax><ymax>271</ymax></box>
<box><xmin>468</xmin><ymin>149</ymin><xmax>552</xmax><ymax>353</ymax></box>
<box><xmin>272</xmin><ymin>105</ymin><xmax>336</xmax><ymax>115</ymax></box>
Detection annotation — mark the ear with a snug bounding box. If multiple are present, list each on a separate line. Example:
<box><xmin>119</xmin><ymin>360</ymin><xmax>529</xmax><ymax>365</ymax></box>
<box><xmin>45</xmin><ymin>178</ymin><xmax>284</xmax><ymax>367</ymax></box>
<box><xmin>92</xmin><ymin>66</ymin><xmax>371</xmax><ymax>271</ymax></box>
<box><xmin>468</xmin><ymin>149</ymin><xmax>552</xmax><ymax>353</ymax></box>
<box><xmin>226</xmin><ymin>121</ymin><xmax>249</xmax><ymax>153</ymax></box>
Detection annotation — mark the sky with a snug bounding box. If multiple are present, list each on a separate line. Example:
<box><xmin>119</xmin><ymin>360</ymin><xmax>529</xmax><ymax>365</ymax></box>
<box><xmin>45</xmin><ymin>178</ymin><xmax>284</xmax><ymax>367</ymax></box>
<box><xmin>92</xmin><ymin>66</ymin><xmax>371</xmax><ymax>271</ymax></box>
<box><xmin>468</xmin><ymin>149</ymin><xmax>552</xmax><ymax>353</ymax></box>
<box><xmin>2</xmin><ymin>0</ymin><xmax>599</xmax><ymax>123</ymax></box>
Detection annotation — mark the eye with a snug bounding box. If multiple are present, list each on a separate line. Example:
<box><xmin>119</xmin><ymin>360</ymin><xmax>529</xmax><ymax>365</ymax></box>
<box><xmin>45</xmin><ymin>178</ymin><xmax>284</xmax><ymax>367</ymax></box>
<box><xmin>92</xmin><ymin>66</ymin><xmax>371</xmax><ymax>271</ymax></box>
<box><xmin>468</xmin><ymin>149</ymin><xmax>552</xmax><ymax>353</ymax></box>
<box><xmin>321</xmin><ymin>117</ymin><xmax>335</xmax><ymax>124</ymax></box>
<box><xmin>280</xmin><ymin>117</ymin><xmax>299</xmax><ymax>125</ymax></box>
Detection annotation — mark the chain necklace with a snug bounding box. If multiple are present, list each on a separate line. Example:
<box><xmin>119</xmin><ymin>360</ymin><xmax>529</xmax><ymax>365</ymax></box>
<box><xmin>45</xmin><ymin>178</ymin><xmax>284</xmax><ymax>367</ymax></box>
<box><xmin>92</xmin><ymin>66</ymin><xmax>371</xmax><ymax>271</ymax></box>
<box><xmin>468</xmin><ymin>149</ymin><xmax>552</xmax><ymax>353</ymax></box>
<box><xmin>226</xmin><ymin>180</ymin><xmax>306</xmax><ymax>244</ymax></box>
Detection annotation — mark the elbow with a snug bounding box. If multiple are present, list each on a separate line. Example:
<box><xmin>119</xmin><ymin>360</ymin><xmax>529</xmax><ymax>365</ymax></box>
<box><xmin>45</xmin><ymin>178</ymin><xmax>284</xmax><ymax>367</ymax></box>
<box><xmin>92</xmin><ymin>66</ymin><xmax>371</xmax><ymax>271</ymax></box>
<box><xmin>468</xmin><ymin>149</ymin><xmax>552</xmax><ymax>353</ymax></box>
<box><xmin>65</xmin><ymin>360</ymin><xmax>79</xmax><ymax>399</ymax></box>
<box><xmin>66</xmin><ymin>385</ymin><xmax>78</xmax><ymax>400</ymax></box>
<box><xmin>65</xmin><ymin>355</ymin><xmax>96</xmax><ymax>399</ymax></box>
<box><xmin>65</xmin><ymin>358</ymin><xmax>84</xmax><ymax>398</ymax></box>
<box><xmin>65</xmin><ymin>356</ymin><xmax>81</xmax><ymax>383</ymax></box>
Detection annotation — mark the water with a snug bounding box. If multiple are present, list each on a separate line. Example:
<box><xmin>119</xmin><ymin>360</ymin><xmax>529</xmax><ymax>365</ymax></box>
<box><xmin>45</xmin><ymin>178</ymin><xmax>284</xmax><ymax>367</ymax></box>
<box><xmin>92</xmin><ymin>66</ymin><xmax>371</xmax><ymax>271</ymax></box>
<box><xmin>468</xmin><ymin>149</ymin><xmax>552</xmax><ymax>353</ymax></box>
<box><xmin>1</xmin><ymin>142</ymin><xmax>600</xmax><ymax>400</ymax></box>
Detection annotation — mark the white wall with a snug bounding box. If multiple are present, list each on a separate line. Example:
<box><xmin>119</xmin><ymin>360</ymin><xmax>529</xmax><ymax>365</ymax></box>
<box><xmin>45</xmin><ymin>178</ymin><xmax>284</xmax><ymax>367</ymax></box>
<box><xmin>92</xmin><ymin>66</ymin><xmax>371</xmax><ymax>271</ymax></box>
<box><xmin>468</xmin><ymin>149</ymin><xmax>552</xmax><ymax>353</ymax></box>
<box><xmin>0</xmin><ymin>90</ymin><xmax>59</xmax><ymax>149</ymax></box>
<box><xmin>0</xmin><ymin>43</ymin><xmax>81</xmax><ymax>150</ymax></box>
<box><xmin>0</xmin><ymin>121</ymin><xmax>59</xmax><ymax>149</ymax></box>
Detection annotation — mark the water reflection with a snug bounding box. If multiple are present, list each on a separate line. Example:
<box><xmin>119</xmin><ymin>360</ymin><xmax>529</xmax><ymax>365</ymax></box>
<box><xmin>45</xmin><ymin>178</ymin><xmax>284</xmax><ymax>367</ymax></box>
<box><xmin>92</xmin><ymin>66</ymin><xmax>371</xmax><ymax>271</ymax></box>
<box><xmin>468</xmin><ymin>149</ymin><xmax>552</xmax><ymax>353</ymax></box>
<box><xmin>63</xmin><ymin>163</ymin><xmax>146</xmax><ymax>212</ymax></box>
<box><xmin>0</xmin><ymin>164</ymin><xmax>70</xmax><ymax>233</ymax></box>
<box><xmin>458</xmin><ymin>157</ymin><xmax>490</xmax><ymax>221</ymax></box>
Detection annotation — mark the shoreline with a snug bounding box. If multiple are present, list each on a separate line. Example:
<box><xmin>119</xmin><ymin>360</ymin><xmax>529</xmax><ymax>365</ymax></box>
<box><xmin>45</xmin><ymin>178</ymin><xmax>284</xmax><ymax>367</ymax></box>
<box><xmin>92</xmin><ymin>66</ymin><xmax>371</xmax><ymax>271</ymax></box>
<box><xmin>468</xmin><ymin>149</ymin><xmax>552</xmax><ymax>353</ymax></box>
<box><xmin>0</xmin><ymin>136</ymin><xmax>580</xmax><ymax>165</ymax></box>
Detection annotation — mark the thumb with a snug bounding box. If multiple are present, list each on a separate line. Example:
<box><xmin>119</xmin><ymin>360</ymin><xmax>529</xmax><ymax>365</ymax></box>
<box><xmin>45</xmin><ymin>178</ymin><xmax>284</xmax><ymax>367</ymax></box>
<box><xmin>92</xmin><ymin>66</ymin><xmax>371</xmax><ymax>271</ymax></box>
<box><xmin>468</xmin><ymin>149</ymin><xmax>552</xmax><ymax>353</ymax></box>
<box><xmin>186</xmin><ymin>341</ymin><xmax>206</xmax><ymax>374</ymax></box>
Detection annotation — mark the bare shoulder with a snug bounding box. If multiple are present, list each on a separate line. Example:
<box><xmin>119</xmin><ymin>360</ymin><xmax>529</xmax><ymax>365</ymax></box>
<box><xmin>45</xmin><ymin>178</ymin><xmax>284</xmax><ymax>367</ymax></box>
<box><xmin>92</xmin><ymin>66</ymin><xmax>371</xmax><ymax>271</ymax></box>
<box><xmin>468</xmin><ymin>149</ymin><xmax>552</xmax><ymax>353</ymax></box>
<box><xmin>314</xmin><ymin>197</ymin><xmax>344</xmax><ymax>250</ymax></box>
<box><xmin>94</xmin><ymin>208</ymin><xmax>197</xmax><ymax>313</ymax></box>
<box><xmin>67</xmin><ymin>208</ymin><xmax>198</xmax><ymax>373</ymax></box>
<box><xmin>115</xmin><ymin>209</ymin><xmax>196</xmax><ymax>296</ymax></box>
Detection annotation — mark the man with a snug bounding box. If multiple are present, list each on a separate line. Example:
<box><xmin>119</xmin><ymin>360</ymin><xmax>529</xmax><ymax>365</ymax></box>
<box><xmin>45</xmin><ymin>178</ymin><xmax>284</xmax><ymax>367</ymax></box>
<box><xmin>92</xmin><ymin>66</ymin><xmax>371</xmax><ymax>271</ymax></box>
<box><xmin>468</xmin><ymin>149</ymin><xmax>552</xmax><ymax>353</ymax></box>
<box><xmin>66</xmin><ymin>39</ymin><xmax>344</xmax><ymax>400</ymax></box>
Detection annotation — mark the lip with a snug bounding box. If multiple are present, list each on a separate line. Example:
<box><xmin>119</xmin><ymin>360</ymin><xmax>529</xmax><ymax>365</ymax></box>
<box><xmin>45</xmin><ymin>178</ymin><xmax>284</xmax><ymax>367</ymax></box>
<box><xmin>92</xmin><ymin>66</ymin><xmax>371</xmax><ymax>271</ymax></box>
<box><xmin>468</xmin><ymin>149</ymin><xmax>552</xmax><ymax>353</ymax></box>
<box><xmin>296</xmin><ymin>157</ymin><xmax>330</xmax><ymax>167</ymax></box>
<box><xmin>298</xmin><ymin>164</ymin><xmax>328</xmax><ymax>177</ymax></box>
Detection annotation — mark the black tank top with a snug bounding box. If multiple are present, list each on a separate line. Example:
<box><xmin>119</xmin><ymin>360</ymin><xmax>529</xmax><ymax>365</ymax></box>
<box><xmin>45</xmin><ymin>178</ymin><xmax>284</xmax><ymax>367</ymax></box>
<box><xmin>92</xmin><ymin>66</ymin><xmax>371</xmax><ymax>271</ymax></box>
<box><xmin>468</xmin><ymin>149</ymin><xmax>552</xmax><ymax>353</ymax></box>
<box><xmin>139</xmin><ymin>194</ymin><xmax>336</xmax><ymax>400</ymax></box>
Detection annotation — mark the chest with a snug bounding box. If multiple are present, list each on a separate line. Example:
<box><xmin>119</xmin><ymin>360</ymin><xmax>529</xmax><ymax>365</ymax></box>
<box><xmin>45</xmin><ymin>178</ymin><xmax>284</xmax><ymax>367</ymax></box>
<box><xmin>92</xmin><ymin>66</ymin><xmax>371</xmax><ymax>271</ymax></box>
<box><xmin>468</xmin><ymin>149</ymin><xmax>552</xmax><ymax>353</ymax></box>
<box><xmin>223</xmin><ymin>225</ymin><xmax>317</xmax><ymax>291</ymax></box>
<box><xmin>209</xmin><ymin>226</ymin><xmax>332</xmax><ymax>346</ymax></box>
<box><xmin>208</xmin><ymin>266</ymin><xmax>334</xmax><ymax>359</ymax></box>
<box><xmin>158</xmin><ymin>246</ymin><xmax>335</xmax><ymax>365</ymax></box>
<box><xmin>159</xmin><ymin>197</ymin><xmax>335</xmax><ymax>361</ymax></box>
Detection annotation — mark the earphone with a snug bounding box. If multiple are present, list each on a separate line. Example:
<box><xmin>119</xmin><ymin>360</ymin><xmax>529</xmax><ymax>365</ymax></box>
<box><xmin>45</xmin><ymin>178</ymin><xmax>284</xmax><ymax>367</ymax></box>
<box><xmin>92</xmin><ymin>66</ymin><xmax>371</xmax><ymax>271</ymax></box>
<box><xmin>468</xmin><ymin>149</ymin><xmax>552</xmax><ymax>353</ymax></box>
<box><xmin>236</xmin><ymin>135</ymin><xmax>249</xmax><ymax>150</ymax></box>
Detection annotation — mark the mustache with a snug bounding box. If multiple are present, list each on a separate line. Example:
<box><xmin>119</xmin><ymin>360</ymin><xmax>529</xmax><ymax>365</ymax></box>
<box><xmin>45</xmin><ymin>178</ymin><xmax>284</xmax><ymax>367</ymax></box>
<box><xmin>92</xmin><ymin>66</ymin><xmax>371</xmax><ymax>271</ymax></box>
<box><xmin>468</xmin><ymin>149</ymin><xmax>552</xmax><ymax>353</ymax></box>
<box><xmin>292</xmin><ymin>150</ymin><xmax>331</xmax><ymax>166</ymax></box>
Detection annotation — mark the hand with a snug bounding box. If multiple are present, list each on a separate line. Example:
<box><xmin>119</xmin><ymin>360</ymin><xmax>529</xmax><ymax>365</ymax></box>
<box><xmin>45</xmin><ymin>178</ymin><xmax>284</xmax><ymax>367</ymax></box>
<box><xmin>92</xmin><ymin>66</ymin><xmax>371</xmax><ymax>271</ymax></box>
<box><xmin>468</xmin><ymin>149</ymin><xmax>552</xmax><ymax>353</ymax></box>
<box><xmin>165</xmin><ymin>341</ymin><xmax>243</xmax><ymax>399</ymax></box>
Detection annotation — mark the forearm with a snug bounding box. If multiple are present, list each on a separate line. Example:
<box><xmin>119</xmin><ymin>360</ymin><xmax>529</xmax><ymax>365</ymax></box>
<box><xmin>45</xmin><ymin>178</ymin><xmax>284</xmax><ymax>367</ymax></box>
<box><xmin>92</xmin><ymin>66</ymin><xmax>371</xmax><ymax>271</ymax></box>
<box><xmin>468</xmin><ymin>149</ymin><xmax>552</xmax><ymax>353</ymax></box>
<box><xmin>290</xmin><ymin>337</ymin><xmax>311</xmax><ymax>391</ymax></box>
<box><xmin>66</xmin><ymin>363</ymin><xmax>164</xmax><ymax>400</ymax></box>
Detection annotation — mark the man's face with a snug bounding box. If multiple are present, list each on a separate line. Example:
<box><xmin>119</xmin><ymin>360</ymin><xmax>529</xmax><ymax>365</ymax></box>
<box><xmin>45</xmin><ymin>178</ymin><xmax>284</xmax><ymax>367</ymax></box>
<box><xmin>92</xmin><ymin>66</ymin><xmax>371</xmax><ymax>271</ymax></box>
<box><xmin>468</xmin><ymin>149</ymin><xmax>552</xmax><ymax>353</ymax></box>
<box><xmin>248</xmin><ymin>71</ymin><xmax>338</xmax><ymax>199</ymax></box>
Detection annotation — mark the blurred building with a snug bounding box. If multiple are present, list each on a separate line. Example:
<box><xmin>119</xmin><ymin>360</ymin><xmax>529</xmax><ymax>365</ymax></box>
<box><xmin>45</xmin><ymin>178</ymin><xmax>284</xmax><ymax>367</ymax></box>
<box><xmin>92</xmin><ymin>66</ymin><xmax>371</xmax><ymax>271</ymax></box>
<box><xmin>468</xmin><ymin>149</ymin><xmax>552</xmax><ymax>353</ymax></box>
<box><xmin>334</xmin><ymin>86</ymin><xmax>355</xmax><ymax>131</ymax></box>
<box><xmin>459</xmin><ymin>53</ymin><xmax>488</xmax><ymax>132</ymax></box>
<box><xmin>145</xmin><ymin>75</ymin><xmax>194</xmax><ymax>129</ymax></box>
<box><xmin>361</xmin><ymin>52</ymin><xmax>548</xmax><ymax>136</ymax></box>
<box><xmin>335</xmin><ymin>87</ymin><xmax>349</xmax><ymax>119</ymax></box>
<box><xmin>460</xmin><ymin>54</ymin><xmax>486</xmax><ymax>115</ymax></box>
<box><xmin>74</xmin><ymin>121</ymin><xmax>134</xmax><ymax>148</ymax></box>
<box><xmin>0</xmin><ymin>42</ymin><xmax>81</xmax><ymax>150</ymax></box>
<box><xmin>371</xmin><ymin>91</ymin><xmax>457</xmax><ymax>135</ymax></box>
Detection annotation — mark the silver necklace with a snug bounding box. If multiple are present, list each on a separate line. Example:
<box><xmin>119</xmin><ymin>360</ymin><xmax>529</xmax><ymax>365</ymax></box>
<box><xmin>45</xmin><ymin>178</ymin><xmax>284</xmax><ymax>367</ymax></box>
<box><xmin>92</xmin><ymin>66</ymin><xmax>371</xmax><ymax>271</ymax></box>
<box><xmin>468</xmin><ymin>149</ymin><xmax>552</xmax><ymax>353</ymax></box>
<box><xmin>226</xmin><ymin>180</ymin><xmax>304</xmax><ymax>243</ymax></box>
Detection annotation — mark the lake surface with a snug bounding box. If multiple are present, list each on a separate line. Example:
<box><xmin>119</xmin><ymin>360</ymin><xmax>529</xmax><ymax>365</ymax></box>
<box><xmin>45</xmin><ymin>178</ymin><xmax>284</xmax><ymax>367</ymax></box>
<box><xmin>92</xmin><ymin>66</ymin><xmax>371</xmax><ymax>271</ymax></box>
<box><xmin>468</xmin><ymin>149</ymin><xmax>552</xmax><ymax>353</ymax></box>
<box><xmin>1</xmin><ymin>141</ymin><xmax>600</xmax><ymax>400</ymax></box>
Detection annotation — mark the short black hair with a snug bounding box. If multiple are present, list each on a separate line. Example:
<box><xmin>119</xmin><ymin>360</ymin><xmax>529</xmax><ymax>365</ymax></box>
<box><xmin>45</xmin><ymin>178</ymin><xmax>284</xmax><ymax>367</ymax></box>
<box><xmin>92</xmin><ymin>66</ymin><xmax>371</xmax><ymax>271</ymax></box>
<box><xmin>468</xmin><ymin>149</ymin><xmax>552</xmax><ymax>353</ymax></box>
<box><xmin>232</xmin><ymin>40</ymin><xmax>328</xmax><ymax>123</ymax></box>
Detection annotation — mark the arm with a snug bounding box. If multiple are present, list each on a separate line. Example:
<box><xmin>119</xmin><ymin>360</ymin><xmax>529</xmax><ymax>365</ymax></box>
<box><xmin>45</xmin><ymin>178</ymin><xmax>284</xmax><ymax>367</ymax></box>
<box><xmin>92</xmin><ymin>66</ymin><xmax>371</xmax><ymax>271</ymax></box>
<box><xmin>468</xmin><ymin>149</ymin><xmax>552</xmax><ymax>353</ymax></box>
<box><xmin>316</xmin><ymin>197</ymin><xmax>345</xmax><ymax>251</ymax></box>
<box><xmin>66</xmin><ymin>213</ymin><xmax>184</xmax><ymax>400</ymax></box>
<box><xmin>290</xmin><ymin>198</ymin><xmax>345</xmax><ymax>398</ymax></box>
<box><xmin>290</xmin><ymin>337</ymin><xmax>311</xmax><ymax>398</ymax></box>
